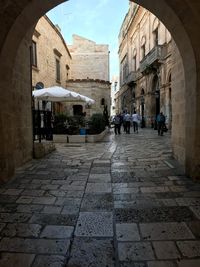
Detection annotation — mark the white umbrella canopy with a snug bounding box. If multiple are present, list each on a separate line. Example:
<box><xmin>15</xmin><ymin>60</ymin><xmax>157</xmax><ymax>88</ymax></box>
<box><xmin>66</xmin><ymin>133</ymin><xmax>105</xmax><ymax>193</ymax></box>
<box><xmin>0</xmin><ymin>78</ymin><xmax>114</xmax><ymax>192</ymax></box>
<box><xmin>32</xmin><ymin>86</ymin><xmax>95</xmax><ymax>104</ymax></box>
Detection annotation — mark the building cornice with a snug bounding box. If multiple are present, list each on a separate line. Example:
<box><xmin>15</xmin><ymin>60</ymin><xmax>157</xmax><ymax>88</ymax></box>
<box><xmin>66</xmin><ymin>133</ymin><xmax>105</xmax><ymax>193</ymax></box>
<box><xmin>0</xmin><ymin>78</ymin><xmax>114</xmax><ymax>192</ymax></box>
<box><xmin>67</xmin><ymin>78</ymin><xmax>111</xmax><ymax>86</ymax></box>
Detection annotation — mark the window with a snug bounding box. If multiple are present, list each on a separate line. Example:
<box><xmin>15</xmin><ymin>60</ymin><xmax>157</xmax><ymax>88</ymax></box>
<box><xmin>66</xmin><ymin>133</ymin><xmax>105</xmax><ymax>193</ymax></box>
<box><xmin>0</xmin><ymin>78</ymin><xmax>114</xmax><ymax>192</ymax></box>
<box><xmin>140</xmin><ymin>36</ymin><xmax>146</xmax><ymax>60</ymax></box>
<box><xmin>133</xmin><ymin>55</ymin><xmax>137</xmax><ymax>71</ymax></box>
<box><xmin>73</xmin><ymin>105</ymin><xmax>83</xmax><ymax>116</ymax></box>
<box><xmin>132</xmin><ymin>48</ymin><xmax>137</xmax><ymax>71</ymax></box>
<box><xmin>35</xmin><ymin>82</ymin><xmax>44</xmax><ymax>90</ymax></box>
<box><xmin>153</xmin><ymin>28</ymin><xmax>158</xmax><ymax>46</ymax></box>
<box><xmin>121</xmin><ymin>55</ymin><xmax>128</xmax><ymax>83</ymax></box>
<box><xmin>141</xmin><ymin>44</ymin><xmax>145</xmax><ymax>59</ymax></box>
<box><xmin>56</xmin><ymin>59</ymin><xmax>61</xmax><ymax>82</ymax></box>
<box><xmin>66</xmin><ymin>64</ymin><xmax>70</xmax><ymax>81</ymax></box>
<box><xmin>31</xmin><ymin>41</ymin><xmax>37</xmax><ymax>67</ymax></box>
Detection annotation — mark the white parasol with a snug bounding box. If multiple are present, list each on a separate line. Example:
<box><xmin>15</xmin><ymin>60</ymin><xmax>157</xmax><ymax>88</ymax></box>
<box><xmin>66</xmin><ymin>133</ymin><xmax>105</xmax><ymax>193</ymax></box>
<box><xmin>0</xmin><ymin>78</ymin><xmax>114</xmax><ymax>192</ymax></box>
<box><xmin>32</xmin><ymin>86</ymin><xmax>95</xmax><ymax>104</ymax></box>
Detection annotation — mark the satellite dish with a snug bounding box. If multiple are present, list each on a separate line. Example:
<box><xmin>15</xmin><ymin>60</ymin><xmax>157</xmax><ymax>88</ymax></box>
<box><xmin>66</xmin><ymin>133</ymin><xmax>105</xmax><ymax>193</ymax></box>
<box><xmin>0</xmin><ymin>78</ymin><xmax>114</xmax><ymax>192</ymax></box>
<box><xmin>35</xmin><ymin>82</ymin><xmax>44</xmax><ymax>90</ymax></box>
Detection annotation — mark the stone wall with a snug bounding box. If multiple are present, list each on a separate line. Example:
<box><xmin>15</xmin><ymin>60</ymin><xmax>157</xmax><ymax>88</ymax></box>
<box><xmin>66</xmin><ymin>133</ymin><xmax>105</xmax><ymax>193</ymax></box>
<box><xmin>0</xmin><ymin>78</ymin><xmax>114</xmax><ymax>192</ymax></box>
<box><xmin>68</xmin><ymin>35</ymin><xmax>110</xmax><ymax>82</ymax></box>
<box><xmin>0</xmin><ymin>30</ymin><xmax>33</xmax><ymax>182</ymax></box>
<box><xmin>32</xmin><ymin>16</ymin><xmax>72</xmax><ymax>90</ymax></box>
<box><xmin>171</xmin><ymin>42</ymin><xmax>186</xmax><ymax>166</ymax></box>
<box><xmin>66</xmin><ymin>80</ymin><xmax>111</xmax><ymax>117</ymax></box>
<box><xmin>117</xmin><ymin>3</ymin><xmax>172</xmax><ymax>128</ymax></box>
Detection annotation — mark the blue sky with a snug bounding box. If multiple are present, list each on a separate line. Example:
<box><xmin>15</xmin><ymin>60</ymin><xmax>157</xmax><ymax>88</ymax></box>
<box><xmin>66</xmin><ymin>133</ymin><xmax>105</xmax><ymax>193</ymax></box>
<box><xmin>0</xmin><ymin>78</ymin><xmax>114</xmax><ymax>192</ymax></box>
<box><xmin>47</xmin><ymin>0</ymin><xmax>130</xmax><ymax>81</ymax></box>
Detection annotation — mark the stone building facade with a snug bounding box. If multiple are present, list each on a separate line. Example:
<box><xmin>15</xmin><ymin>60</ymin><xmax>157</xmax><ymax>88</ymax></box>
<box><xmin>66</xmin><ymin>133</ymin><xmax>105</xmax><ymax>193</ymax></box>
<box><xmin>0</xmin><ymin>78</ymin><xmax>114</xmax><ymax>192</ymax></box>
<box><xmin>32</xmin><ymin>19</ymin><xmax>111</xmax><ymax>117</ymax></box>
<box><xmin>32</xmin><ymin>16</ymin><xmax>72</xmax><ymax>90</ymax></box>
<box><xmin>32</xmin><ymin>15</ymin><xmax>72</xmax><ymax>112</ymax></box>
<box><xmin>66</xmin><ymin>35</ymin><xmax>111</xmax><ymax>117</ymax></box>
<box><xmin>117</xmin><ymin>3</ymin><xmax>172</xmax><ymax>128</ymax></box>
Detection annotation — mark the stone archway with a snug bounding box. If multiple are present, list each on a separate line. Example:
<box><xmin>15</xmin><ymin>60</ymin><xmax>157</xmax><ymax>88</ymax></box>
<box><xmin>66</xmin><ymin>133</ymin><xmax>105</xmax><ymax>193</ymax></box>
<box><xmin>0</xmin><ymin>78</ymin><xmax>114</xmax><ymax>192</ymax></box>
<box><xmin>0</xmin><ymin>0</ymin><xmax>199</xmax><ymax>180</ymax></box>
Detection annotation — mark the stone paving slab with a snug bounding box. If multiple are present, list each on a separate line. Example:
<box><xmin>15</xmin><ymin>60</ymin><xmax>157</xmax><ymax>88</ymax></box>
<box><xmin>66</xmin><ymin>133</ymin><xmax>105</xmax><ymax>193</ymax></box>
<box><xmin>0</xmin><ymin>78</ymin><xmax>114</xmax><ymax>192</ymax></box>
<box><xmin>115</xmin><ymin>206</ymin><xmax>196</xmax><ymax>223</ymax></box>
<box><xmin>40</xmin><ymin>225</ymin><xmax>74</xmax><ymax>238</ymax></box>
<box><xmin>116</xmin><ymin>223</ymin><xmax>140</xmax><ymax>241</ymax></box>
<box><xmin>0</xmin><ymin>237</ymin><xmax>70</xmax><ymax>254</ymax></box>
<box><xmin>81</xmin><ymin>193</ymin><xmax>113</xmax><ymax>211</ymax></box>
<box><xmin>88</xmin><ymin>173</ymin><xmax>111</xmax><ymax>182</ymax></box>
<box><xmin>140</xmin><ymin>222</ymin><xmax>195</xmax><ymax>240</ymax></box>
<box><xmin>120</xmin><ymin>262</ymin><xmax>147</xmax><ymax>267</ymax></box>
<box><xmin>32</xmin><ymin>255</ymin><xmax>66</xmax><ymax>267</ymax></box>
<box><xmin>75</xmin><ymin>212</ymin><xmax>113</xmax><ymax>237</ymax></box>
<box><xmin>0</xmin><ymin>253</ymin><xmax>35</xmax><ymax>267</ymax></box>
<box><xmin>177</xmin><ymin>259</ymin><xmax>200</xmax><ymax>267</ymax></box>
<box><xmin>186</xmin><ymin>221</ymin><xmax>200</xmax><ymax>238</ymax></box>
<box><xmin>153</xmin><ymin>241</ymin><xmax>181</xmax><ymax>259</ymax></box>
<box><xmin>147</xmin><ymin>261</ymin><xmax>177</xmax><ymax>267</ymax></box>
<box><xmin>67</xmin><ymin>238</ymin><xmax>115</xmax><ymax>267</ymax></box>
<box><xmin>112</xmin><ymin>172</ymin><xmax>137</xmax><ymax>183</ymax></box>
<box><xmin>118</xmin><ymin>242</ymin><xmax>155</xmax><ymax>261</ymax></box>
<box><xmin>29</xmin><ymin>214</ymin><xmax>77</xmax><ymax>226</ymax></box>
<box><xmin>176</xmin><ymin>240</ymin><xmax>200</xmax><ymax>257</ymax></box>
<box><xmin>1</xmin><ymin>223</ymin><xmax>42</xmax><ymax>238</ymax></box>
<box><xmin>85</xmin><ymin>182</ymin><xmax>112</xmax><ymax>193</ymax></box>
<box><xmin>0</xmin><ymin>213</ymin><xmax>31</xmax><ymax>223</ymax></box>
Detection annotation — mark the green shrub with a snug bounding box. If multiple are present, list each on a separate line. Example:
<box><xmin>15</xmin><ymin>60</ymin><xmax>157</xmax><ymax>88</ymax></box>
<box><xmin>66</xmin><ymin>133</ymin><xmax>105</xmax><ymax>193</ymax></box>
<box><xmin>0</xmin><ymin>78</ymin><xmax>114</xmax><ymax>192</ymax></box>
<box><xmin>65</xmin><ymin>115</ymin><xmax>85</xmax><ymax>135</ymax></box>
<box><xmin>66</xmin><ymin>115</ymin><xmax>85</xmax><ymax>128</ymax></box>
<box><xmin>53</xmin><ymin>113</ymin><xmax>68</xmax><ymax>134</ymax></box>
<box><xmin>88</xmin><ymin>113</ymin><xmax>106</xmax><ymax>134</ymax></box>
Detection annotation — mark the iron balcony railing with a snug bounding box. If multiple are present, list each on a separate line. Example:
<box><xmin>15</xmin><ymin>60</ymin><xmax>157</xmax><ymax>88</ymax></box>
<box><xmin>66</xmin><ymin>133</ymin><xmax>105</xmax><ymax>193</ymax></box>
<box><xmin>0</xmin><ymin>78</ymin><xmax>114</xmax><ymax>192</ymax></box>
<box><xmin>140</xmin><ymin>45</ymin><xmax>167</xmax><ymax>73</ymax></box>
<box><xmin>122</xmin><ymin>71</ymin><xmax>141</xmax><ymax>85</ymax></box>
<box><xmin>127</xmin><ymin>71</ymin><xmax>141</xmax><ymax>84</ymax></box>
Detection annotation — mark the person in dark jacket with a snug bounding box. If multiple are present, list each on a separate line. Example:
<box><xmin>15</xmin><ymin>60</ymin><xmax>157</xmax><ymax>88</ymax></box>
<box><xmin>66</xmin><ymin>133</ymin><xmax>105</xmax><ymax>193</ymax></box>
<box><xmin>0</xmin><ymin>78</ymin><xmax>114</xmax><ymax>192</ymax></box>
<box><xmin>156</xmin><ymin>112</ymin><xmax>166</xmax><ymax>136</ymax></box>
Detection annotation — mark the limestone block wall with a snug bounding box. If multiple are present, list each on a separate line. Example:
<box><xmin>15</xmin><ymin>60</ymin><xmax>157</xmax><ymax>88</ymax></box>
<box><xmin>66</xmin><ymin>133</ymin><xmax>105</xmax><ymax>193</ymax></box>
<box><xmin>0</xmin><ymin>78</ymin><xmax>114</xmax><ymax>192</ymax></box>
<box><xmin>66</xmin><ymin>80</ymin><xmax>111</xmax><ymax>117</ymax></box>
<box><xmin>171</xmin><ymin>42</ymin><xmax>186</xmax><ymax>167</ymax></box>
<box><xmin>0</xmin><ymin>32</ymin><xmax>33</xmax><ymax>182</ymax></box>
<box><xmin>32</xmin><ymin>16</ymin><xmax>71</xmax><ymax>89</ymax></box>
<box><xmin>119</xmin><ymin>4</ymin><xmax>171</xmax><ymax>82</ymax></box>
<box><xmin>68</xmin><ymin>35</ymin><xmax>109</xmax><ymax>81</ymax></box>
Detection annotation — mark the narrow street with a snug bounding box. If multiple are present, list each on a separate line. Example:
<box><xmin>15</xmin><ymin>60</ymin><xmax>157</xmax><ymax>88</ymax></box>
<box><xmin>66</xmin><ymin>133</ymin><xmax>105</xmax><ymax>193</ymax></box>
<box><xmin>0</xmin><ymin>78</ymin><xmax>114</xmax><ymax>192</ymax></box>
<box><xmin>0</xmin><ymin>128</ymin><xmax>200</xmax><ymax>267</ymax></box>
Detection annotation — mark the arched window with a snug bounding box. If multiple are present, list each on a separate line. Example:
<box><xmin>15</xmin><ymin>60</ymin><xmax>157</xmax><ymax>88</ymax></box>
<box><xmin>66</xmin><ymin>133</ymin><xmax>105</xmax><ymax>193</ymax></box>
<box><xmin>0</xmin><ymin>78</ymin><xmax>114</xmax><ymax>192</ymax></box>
<box><xmin>169</xmin><ymin>73</ymin><xmax>171</xmax><ymax>83</ymax></box>
<box><xmin>152</xmin><ymin>75</ymin><xmax>159</xmax><ymax>91</ymax></box>
<box><xmin>153</xmin><ymin>28</ymin><xmax>158</xmax><ymax>46</ymax></box>
<box><xmin>141</xmin><ymin>88</ymin><xmax>145</xmax><ymax>95</ymax></box>
<box><xmin>152</xmin><ymin>18</ymin><xmax>160</xmax><ymax>46</ymax></box>
<box><xmin>35</xmin><ymin>82</ymin><xmax>44</xmax><ymax>90</ymax></box>
<box><xmin>132</xmin><ymin>48</ymin><xmax>137</xmax><ymax>71</ymax></box>
<box><xmin>141</xmin><ymin>36</ymin><xmax>146</xmax><ymax>59</ymax></box>
<box><xmin>122</xmin><ymin>95</ymin><xmax>126</xmax><ymax>110</ymax></box>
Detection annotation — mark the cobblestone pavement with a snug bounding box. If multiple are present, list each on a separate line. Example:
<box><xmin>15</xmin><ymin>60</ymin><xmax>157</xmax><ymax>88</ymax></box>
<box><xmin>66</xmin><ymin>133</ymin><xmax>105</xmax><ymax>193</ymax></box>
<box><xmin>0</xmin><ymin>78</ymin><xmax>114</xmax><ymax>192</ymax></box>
<box><xmin>0</xmin><ymin>128</ymin><xmax>200</xmax><ymax>267</ymax></box>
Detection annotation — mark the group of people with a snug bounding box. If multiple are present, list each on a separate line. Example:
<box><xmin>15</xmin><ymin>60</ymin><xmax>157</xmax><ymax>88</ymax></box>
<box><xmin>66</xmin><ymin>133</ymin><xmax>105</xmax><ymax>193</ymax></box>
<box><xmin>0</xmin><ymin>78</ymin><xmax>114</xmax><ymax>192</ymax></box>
<box><xmin>112</xmin><ymin>111</ymin><xmax>141</xmax><ymax>135</ymax></box>
<box><xmin>112</xmin><ymin>111</ymin><xmax>167</xmax><ymax>136</ymax></box>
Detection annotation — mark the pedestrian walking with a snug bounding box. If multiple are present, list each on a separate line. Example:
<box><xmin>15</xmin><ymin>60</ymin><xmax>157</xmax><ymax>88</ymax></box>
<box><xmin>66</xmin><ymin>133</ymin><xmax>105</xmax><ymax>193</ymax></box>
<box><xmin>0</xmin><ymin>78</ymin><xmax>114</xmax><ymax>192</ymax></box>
<box><xmin>132</xmin><ymin>111</ymin><xmax>140</xmax><ymax>133</ymax></box>
<box><xmin>122</xmin><ymin>111</ymin><xmax>127</xmax><ymax>133</ymax></box>
<box><xmin>124</xmin><ymin>112</ymin><xmax>131</xmax><ymax>134</ymax></box>
<box><xmin>156</xmin><ymin>112</ymin><xmax>166</xmax><ymax>136</ymax></box>
<box><xmin>113</xmin><ymin>114</ymin><xmax>121</xmax><ymax>135</ymax></box>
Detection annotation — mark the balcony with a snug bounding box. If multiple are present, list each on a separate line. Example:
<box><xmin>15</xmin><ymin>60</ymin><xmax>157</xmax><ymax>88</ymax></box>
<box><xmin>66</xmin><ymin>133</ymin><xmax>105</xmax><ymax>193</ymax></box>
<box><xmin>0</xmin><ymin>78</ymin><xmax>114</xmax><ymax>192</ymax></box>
<box><xmin>124</xmin><ymin>71</ymin><xmax>141</xmax><ymax>85</ymax></box>
<box><xmin>140</xmin><ymin>45</ymin><xmax>166</xmax><ymax>73</ymax></box>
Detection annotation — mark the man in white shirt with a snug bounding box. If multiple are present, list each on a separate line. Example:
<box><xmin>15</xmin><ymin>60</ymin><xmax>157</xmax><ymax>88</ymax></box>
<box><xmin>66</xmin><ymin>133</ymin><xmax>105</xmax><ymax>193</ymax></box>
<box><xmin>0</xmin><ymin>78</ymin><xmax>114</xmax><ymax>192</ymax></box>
<box><xmin>132</xmin><ymin>111</ymin><xmax>140</xmax><ymax>133</ymax></box>
<box><xmin>124</xmin><ymin>112</ymin><xmax>131</xmax><ymax>134</ymax></box>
